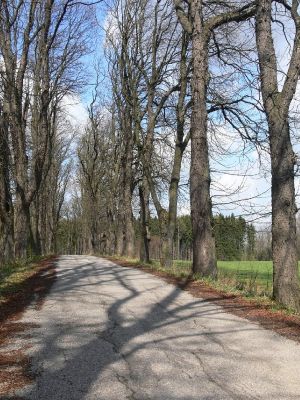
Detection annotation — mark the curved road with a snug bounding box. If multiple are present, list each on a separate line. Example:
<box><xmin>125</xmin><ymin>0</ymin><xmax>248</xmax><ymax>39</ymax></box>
<box><xmin>17</xmin><ymin>256</ymin><xmax>300</xmax><ymax>399</ymax></box>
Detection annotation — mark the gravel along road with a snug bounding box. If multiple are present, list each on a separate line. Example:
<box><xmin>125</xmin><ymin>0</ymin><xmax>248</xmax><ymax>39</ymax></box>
<box><xmin>16</xmin><ymin>255</ymin><xmax>300</xmax><ymax>400</ymax></box>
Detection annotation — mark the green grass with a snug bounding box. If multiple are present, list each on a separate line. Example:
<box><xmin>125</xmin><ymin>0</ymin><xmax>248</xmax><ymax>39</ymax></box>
<box><xmin>217</xmin><ymin>260</ymin><xmax>273</xmax><ymax>294</ymax></box>
<box><xmin>174</xmin><ymin>260</ymin><xmax>274</xmax><ymax>292</ymax></box>
<box><xmin>149</xmin><ymin>259</ymin><xmax>300</xmax><ymax>298</ymax></box>
<box><xmin>0</xmin><ymin>256</ymin><xmax>44</xmax><ymax>303</ymax></box>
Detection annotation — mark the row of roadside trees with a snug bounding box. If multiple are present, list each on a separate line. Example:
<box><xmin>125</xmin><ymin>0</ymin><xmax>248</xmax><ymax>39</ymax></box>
<box><xmin>72</xmin><ymin>0</ymin><xmax>300</xmax><ymax>307</ymax></box>
<box><xmin>0</xmin><ymin>1</ymin><xmax>96</xmax><ymax>261</ymax></box>
<box><xmin>1</xmin><ymin>1</ymin><xmax>300</xmax><ymax>311</ymax></box>
<box><xmin>74</xmin><ymin>0</ymin><xmax>300</xmax><ymax>311</ymax></box>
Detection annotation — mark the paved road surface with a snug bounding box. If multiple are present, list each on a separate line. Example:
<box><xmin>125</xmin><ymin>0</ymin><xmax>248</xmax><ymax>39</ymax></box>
<box><xmin>15</xmin><ymin>256</ymin><xmax>300</xmax><ymax>399</ymax></box>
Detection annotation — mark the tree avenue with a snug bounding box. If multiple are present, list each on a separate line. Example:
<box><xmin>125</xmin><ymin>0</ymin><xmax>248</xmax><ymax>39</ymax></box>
<box><xmin>0</xmin><ymin>0</ymin><xmax>300</xmax><ymax>311</ymax></box>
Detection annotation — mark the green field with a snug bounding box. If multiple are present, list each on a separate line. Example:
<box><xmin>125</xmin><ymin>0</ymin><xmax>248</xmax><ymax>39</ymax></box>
<box><xmin>217</xmin><ymin>261</ymin><xmax>273</xmax><ymax>293</ymax></box>
<box><xmin>152</xmin><ymin>260</ymin><xmax>300</xmax><ymax>297</ymax></box>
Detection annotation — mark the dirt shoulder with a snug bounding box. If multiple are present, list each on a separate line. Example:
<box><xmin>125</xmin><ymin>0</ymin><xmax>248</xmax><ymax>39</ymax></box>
<box><xmin>0</xmin><ymin>256</ymin><xmax>57</xmax><ymax>398</ymax></box>
<box><xmin>107</xmin><ymin>257</ymin><xmax>300</xmax><ymax>344</ymax></box>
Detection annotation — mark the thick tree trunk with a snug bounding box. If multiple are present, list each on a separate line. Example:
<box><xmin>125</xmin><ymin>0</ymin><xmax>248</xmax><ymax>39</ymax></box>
<box><xmin>190</xmin><ymin>1</ymin><xmax>216</xmax><ymax>277</ymax></box>
<box><xmin>15</xmin><ymin>195</ymin><xmax>38</xmax><ymax>258</ymax></box>
<box><xmin>256</xmin><ymin>0</ymin><xmax>300</xmax><ymax>310</ymax></box>
<box><xmin>0</xmin><ymin>110</ymin><xmax>14</xmax><ymax>263</ymax></box>
<box><xmin>11</xmin><ymin>105</ymin><xmax>31</xmax><ymax>258</ymax></box>
<box><xmin>270</xmin><ymin>116</ymin><xmax>300</xmax><ymax>309</ymax></box>
<box><xmin>0</xmin><ymin>210</ymin><xmax>14</xmax><ymax>264</ymax></box>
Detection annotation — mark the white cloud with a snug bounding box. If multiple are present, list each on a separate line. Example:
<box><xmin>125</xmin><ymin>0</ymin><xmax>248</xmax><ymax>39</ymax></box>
<box><xmin>61</xmin><ymin>94</ymin><xmax>89</xmax><ymax>127</ymax></box>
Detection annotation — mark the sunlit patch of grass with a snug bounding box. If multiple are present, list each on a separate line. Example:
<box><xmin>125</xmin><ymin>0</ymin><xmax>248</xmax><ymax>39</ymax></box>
<box><xmin>172</xmin><ymin>260</ymin><xmax>300</xmax><ymax>298</ymax></box>
<box><xmin>0</xmin><ymin>256</ymin><xmax>45</xmax><ymax>304</ymax></box>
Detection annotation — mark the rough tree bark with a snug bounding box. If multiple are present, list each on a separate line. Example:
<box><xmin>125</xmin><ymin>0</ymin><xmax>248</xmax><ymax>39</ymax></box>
<box><xmin>0</xmin><ymin>0</ymin><xmax>38</xmax><ymax>258</ymax></box>
<box><xmin>256</xmin><ymin>0</ymin><xmax>300</xmax><ymax>310</ymax></box>
<box><xmin>0</xmin><ymin>101</ymin><xmax>14</xmax><ymax>263</ymax></box>
<box><xmin>189</xmin><ymin>1</ymin><xmax>216</xmax><ymax>277</ymax></box>
<box><xmin>174</xmin><ymin>0</ymin><xmax>257</xmax><ymax>277</ymax></box>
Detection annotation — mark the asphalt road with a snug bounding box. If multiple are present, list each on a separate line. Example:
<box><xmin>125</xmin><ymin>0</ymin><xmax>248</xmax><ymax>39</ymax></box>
<box><xmin>16</xmin><ymin>255</ymin><xmax>300</xmax><ymax>400</ymax></box>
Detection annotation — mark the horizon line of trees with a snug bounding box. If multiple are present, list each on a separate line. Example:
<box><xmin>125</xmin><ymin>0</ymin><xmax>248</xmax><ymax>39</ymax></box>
<box><xmin>57</xmin><ymin>212</ymin><xmax>257</xmax><ymax>261</ymax></box>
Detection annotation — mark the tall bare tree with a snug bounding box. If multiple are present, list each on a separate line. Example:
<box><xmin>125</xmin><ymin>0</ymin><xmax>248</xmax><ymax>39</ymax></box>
<box><xmin>256</xmin><ymin>0</ymin><xmax>300</xmax><ymax>310</ymax></box>
<box><xmin>0</xmin><ymin>0</ymin><xmax>95</xmax><ymax>259</ymax></box>
<box><xmin>0</xmin><ymin>0</ymin><xmax>39</xmax><ymax>257</ymax></box>
<box><xmin>174</xmin><ymin>0</ymin><xmax>257</xmax><ymax>276</ymax></box>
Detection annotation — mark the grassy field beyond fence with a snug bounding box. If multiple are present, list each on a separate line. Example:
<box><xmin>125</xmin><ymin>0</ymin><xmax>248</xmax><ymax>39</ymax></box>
<box><xmin>151</xmin><ymin>260</ymin><xmax>300</xmax><ymax>297</ymax></box>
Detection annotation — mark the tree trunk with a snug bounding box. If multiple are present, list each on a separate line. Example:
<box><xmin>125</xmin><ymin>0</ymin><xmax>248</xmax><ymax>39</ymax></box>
<box><xmin>159</xmin><ymin>212</ymin><xmax>172</xmax><ymax>267</ymax></box>
<box><xmin>33</xmin><ymin>195</ymin><xmax>43</xmax><ymax>255</ymax></box>
<box><xmin>123</xmin><ymin>181</ymin><xmax>135</xmax><ymax>258</ymax></box>
<box><xmin>14</xmin><ymin>195</ymin><xmax>29</xmax><ymax>259</ymax></box>
<box><xmin>190</xmin><ymin>1</ymin><xmax>216</xmax><ymax>277</ymax></box>
<box><xmin>122</xmin><ymin>111</ymin><xmax>135</xmax><ymax>258</ymax></box>
<box><xmin>139</xmin><ymin>180</ymin><xmax>150</xmax><ymax>263</ymax></box>
<box><xmin>270</xmin><ymin>116</ymin><xmax>300</xmax><ymax>309</ymax></box>
<box><xmin>116</xmin><ymin>218</ymin><xmax>124</xmax><ymax>256</ymax></box>
<box><xmin>144</xmin><ymin>110</ymin><xmax>174</xmax><ymax>268</ymax></box>
<box><xmin>162</xmin><ymin>31</ymin><xmax>189</xmax><ymax>268</ymax></box>
<box><xmin>256</xmin><ymin>0</ymin><xmax>300</xmax><ymax>310</ymax></box>
<box><xmin>163</xmin><ymin>139</ymin><xmax>186</xmax><ymax>267</ymax></box>
<box><xmin>0</xmin><ymin>108</ymin><xmax>14</xmax><ymax>263</ymax></box>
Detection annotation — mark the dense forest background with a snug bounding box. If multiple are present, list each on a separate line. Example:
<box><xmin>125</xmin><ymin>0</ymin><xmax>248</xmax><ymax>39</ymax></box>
<box><xmin>56</xmin><ymin>213</ymin><xmax>259</xmax><ymax>261</ymax></box>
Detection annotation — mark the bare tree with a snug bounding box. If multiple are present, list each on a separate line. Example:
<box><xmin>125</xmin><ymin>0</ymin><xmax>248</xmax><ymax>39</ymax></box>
<box><xmin>106</xmin><ymin>0</ymin><xmax>192</xmax><ymax>266</ymax></box>
<box><xmin>105</xmin><ymin>0</ymin><xmax>137</xmax><ymax>257</ymax></box>
<box><xmin>0</xmin><ymin>0</ymin><xmax>40</xmax><ymax>257</ymax></box>
<box><xmin>143</xmin><ymin>25</ymin><xmax>191</xmax><ymax>267</ymax></box>
<box><xmin>0</xmin><ymin>0</ymin><xmax>95</xmax><ymax>259</ymax></box>
<box><xmin>256</xmin><ymin>0</ymin><xmax>300</xmax><ymax>310</ymax></box>
<box><xmin>174</xmin><ymin>0</ymin><xmax>257</xmax><ymax>277</ymax></box>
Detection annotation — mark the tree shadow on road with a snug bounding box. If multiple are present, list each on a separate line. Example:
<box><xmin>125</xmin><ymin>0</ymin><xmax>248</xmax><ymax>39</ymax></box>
<box><xmin>18</xmin><ymin>256</ymin><xmax>300</xmax><ymax>400</ymax></box>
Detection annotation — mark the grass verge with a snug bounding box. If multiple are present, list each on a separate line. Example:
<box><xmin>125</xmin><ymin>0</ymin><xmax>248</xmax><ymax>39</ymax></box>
<box><xmin>173</xmin><ymin>260</ymin><xmax>274</xmax><ymax>295</ymax></box>
<box><xmin>0</xmin><ymin>256</ymin><xmax>46</xmax><ymax>305</ymax></box>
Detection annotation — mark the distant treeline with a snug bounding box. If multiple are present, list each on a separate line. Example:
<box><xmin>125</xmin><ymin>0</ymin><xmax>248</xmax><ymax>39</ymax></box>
<box><xmin>147</xmin><ymin>214</ymin><xmax>256</xmax><ymax>261</ymax></box>
<box><xmin>57</xmin><ymin>212</ymin><xmax>257</xmax><ymax>262</ymax></box>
